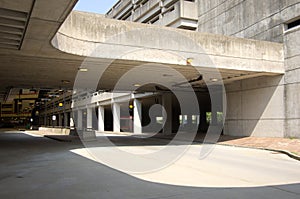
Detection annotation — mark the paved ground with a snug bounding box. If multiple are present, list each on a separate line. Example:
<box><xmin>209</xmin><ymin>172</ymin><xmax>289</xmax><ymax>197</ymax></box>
<box><xmin>31</xmin><ymin>130</ymin><xmax>300</xmax><ymax>157</ymax></box>
<box><xmin>1</xmin><ymin>130</ymin><xmax>300</xmax><ymax>199</ymax></box>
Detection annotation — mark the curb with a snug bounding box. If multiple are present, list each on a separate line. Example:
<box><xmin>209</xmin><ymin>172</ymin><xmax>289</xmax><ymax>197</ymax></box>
<box><xmin>44</xmin><ymin>135</ymin><xmax>72</xmax><ymax>142</ymax></box>
<box><xmin>216</xmin><ymin>143</ymin><xmax>300</xmax><ymax>161</ymax></box>
<box><xmin>150</xmin><ymin>136</ymin><xmax>300</xmax><ymax>161</ymax></box>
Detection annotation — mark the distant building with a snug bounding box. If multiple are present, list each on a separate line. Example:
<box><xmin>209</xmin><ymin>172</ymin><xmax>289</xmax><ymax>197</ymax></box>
<box><xmin>106</xmin><ymin>0</ymin><xmax>198</xmax><ymax>30</ymax></box>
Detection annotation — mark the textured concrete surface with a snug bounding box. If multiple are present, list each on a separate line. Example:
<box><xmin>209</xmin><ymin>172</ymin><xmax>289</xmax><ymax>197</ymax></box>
<box><xmin>197</xmin><ymin>0</ymin><xmax>300</xmax><ymax>43</ymax></box>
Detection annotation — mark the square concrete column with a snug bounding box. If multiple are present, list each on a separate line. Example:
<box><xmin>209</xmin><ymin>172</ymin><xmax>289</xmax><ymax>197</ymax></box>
<box><xmin>98</xmin><ymin>106</ymin><xmax>105</xmax><ymax>132</ymax></box>
<box><xmin>64</xmin><ymin>112</ymin><xmax>69</xmax><ymax>127</ymax></box>
<box><xmin>58</xmin><ymin>114</ymin><xmax>63</xmax><ymax>127</ymax></box>
<box><xmin>211</xmin><ymin>111</ymin><xmax>218</xmax><ymax>125</ymax></box>
<box><xmin>87</xmin><ymin>107</ymin><xmax>93</xmax><ymax>130</ymax></box>
<box><xmin>133</xmin><ymin>99</ymin><xmax>142</xmax><ymax>134</ymax></box>
<box><xmin>186</xmin><ymin>114</ymin><xmax>193</xmax><ymax>132</ymax></box>
<box><xmin>113</xmin><ymin>103</ymin><xmax>120</xmax><ymax>132</ymax></box>
<box><xmin>77</xmin><ymin>109</ymin><xmax>83</xmax><ymax>130</ymax></box>
<box><xmin>162</xmin><ymin>93</ymin><xmax>172</xmax><ymax>135</ymax></box>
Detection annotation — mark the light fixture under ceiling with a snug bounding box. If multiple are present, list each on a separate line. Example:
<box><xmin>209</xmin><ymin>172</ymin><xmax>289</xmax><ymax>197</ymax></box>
<box><xmin>78</xmin><ymin>68</ymin><xmax>88</xmax><ymax>72</ymax></box>
<box><xmin>133</xmin><ymin>83</ymin><xmax>141</xmax><ymax>87</ymax></box>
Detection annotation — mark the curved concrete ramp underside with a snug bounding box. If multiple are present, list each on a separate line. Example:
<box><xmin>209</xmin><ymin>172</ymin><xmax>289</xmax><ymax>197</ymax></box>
<box><xmin>52</xmin><ymin>11</ymin><xmax>284</xmax><ymax>87</ymax></box>
<box><xmin>71</xmin><ymin>144</ymin><xmax>300</xmax><ymax>188</ymax></box>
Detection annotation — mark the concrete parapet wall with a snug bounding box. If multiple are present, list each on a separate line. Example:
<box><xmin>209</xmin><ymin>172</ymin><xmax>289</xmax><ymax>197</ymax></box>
<box><xmin>52</xmin><ymin>11</ymin><xmax>284</xmax><ymax>74</ymax></box>
<box><xmin>39</xmin><ymin>127</ymin><xmax>70</xmax><ymax>135</ymax></box>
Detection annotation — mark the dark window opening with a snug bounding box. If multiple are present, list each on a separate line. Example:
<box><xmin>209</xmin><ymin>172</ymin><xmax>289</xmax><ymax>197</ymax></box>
<box><xmin>150</xmin><ymin>16</ymin><xmax>159</xmax><ymax>24</ymax></box>
<box><xmin>287</xmin><ymin>18</ymin><xmax>300</xmax><ymax>30</ymax></box>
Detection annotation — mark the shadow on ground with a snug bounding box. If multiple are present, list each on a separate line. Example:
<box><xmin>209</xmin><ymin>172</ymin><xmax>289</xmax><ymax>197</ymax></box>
<box><xmin>0</xmin><ymin>131</ymin><xmax>299</xmax><ymax>199</ymax></box>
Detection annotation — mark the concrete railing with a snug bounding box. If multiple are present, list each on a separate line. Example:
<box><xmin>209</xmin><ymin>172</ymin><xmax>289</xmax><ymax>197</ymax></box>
<box><xmin>39</xmin><ymin>127</ymin><xmax>70</xmax><ymax>135</ymax></box>
<box><xmin>52</xmin><ymin>11</ymin><xmax>284</xmax><ymax>74</ymax></box>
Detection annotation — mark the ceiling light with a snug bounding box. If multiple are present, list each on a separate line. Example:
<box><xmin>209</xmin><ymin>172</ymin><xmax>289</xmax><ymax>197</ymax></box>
<box><xmin>210</xmin><ymin>78</ymin><xmax>218</xmax><ymax>82</ymax></box>
<box><xmin>186</xmin><ymin>58</ymin><xmax>193</xmax><ymax>65</ymax></box>
<box><xmin>61</xmin><ymin>80</ymin><xmax>70</xmax><ymax>84</ymax></box>
<box><xmin>133</xmin><ymin>83</ymin><xmax>141</xmax><ymax>87</ymax></box>
<box><xmin>78</xmin><ymin>68</ymin><xmax>88</xmax><ymax>72</ymax></box>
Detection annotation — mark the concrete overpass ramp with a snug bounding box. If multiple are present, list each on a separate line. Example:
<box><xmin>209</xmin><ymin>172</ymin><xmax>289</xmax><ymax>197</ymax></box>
<box><xmin>52</xmin><ymin>11</ymin><xmax>284</xmax><ymax>91</ymax></box>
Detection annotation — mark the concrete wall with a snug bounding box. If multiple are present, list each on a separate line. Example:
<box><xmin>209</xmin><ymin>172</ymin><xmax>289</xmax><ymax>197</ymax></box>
<box><xmin>197</xmin><ymin>0</ymin><xmax>300</xmax><ymax>43</ymax></box>
<box><xmin>224</xmin><ymin>76</ymin><xmax>285</xmax><ymax>137</ymax></box>
<box><xmin>198</xmin><ymin>0</ymin><xmax>300</xmax><ymax>137</ymax></box>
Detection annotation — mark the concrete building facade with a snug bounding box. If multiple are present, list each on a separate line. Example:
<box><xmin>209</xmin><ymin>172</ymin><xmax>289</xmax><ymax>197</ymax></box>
<box><xmin>101</xmin><ymin>0</ymin><xmax>300</xmax><ymax>138</ymax></box>
<box><xmin>106</xmin><ymin>0</ymin><xmax>199</xmax><ymax>30</ymax></box>
<box><xmin>196</xmin><ymin>0</ymin><xmax>300</xmax><ymax>138</ymax></box>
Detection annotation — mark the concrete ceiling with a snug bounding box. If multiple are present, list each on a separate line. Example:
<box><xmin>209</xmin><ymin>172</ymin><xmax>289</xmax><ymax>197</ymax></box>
<box><xmin>0</xmin><ymin>0</ymin><xmax>80</xmax><ymax>100</ymax></box>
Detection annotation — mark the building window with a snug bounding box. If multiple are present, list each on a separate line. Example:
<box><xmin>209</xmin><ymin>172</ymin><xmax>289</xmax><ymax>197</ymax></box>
<box><xmin>286</xmin><ymin>17</ymin><xmax>300</xmax><ymax>30</ymax></box>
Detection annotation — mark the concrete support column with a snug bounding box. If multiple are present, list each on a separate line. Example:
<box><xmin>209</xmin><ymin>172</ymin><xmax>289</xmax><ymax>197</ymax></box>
<box><xmin>98</xmin><ymin>106</ymin><xmax>105</xmax><ymax>132</ymax></box>
<box><xmin>58</xmin><ymin>114</ymin><xmax>63</xmax><ymax>127</ymax></box>
<box><xmin>211</xmin><ymin>111</ymin><xmax>218</xmax><ymax>125</ymax></box>
<box><xmin>77</xmin><ymin>109</ymin><xmax>83</xmax><ymax>130</ymax></box>
<box><xmin>133</xmin><ymin>99</ymin><xmax>142</xmax><ymax>134</ymax></box>
<box><xmin>70</xmin><ymin>115</ymin><xmax>75</xmax><ymax>129</ymax></box>
<box><xmin>162</xmin><ymin>93</ymin><xmax>172</xmax><ymax>135</ymax></box>
<box><xmin>113</xmin><ymin>103</ymin><xmax>120</xmax><ymax>132</ymax></box>
<box><xmin>187</xmin><ymin>114</ymin><xmax>193</xmax><ymax>131</ymax></box>
<box><xmin>199</xmin><ymin>110</ymin><xmax>206</xmax><ymax>131</ymax></box>
<box><xmin>87</xmin><ymin>107</ymin><xmax>93</xmax><ymax>130</ymax></box>
<box><xmin>44</xmin><ymin>113</ymin><xmax>47</xmax><ymax>126</ymax></box>
<box><xmin>64</xmin><ymin>112</ymin><xmax>68</xmax><ymax>127</ymax></box>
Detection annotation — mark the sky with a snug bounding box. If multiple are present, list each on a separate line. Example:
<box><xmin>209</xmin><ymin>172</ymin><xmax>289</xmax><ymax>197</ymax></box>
<box><xmin>74</xmin><ymin>0</ymin><xmax>119</xmax><ymax>14</ymax></box>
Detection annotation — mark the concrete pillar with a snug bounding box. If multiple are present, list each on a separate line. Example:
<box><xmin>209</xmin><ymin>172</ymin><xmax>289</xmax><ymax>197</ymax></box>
<box><xmin>58</xmin><ymin>114</ymin><xmax>63</xmax><ymax>127</ymax></box>
<box><xmin>44</xmin><ymin>113</ymin><xmax>47</xmax><ymax>126</ymax></box>
<box><xmin>77</xmin><ymin>109</ymin><xmax>83</xmax><ymax>130</ymax></box>
<box><xmin>98</xmin><ymin>106</ymin><xmax>105</xmax><ymax>132</ymax></box>
<box><xmin>162</xmin><ymin>93</ymin><xmax>172</xmax><ymax>135</ymax></box>
<box><xmin>70</xmin><ymin>116</ymin><xmax>74</xmax><ymax>128</ymax></box>
<box><xmin>113</xmin><ymin>103</ymin><xmax>120</xmax><ymax>132</ymax></box>
<box><xmin>87</xmin><ymin>107</ymin><xmax>93</xmax><ymax>130</ymax></box>
<box><xmin>211</xmin><ymin>111</ymin><xmax>218</xmax><ymax>125</ymax></box>
<box><xmin>133</xmin><ymin>99</ymin><xmax>142</xmax><ymax>134</ymax></box>
<box><xmin>64</xmin><ymin>112</ymin><xmax>68</xmax><ymax>127</ymax></box>
<box><xmin>187</xmin><ymin>114</ymin><xmax>193</xmax><ymax>131</ymax></box>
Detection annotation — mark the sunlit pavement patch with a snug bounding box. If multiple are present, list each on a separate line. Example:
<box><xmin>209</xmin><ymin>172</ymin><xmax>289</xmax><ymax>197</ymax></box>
<box><xmin>71</xmin><ymin>144</ymin><xmax>300</xmax><ymax>188</ymax></box>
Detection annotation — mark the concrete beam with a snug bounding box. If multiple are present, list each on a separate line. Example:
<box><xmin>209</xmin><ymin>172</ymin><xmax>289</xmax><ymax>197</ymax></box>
<box><xmin>0</xmin><ymin>8</ymin><xmax>28</xmax><ymax>21</ymax></box>
<box><xmin>0</xmin><ymin>25</ymin><xmax>23</xmax><ymax>34</ymax></box>
<box><xmin>0</xmin><ymin>17</ymin><xmax>26</xmax><ymax>28</ymax></box>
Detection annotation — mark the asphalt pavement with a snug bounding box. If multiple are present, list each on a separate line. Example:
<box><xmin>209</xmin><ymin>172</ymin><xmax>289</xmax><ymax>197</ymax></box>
<box><xmin>0</xmin><ymin>130</ymin><xmax>300</xmax><ymax>199</ymax></box>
